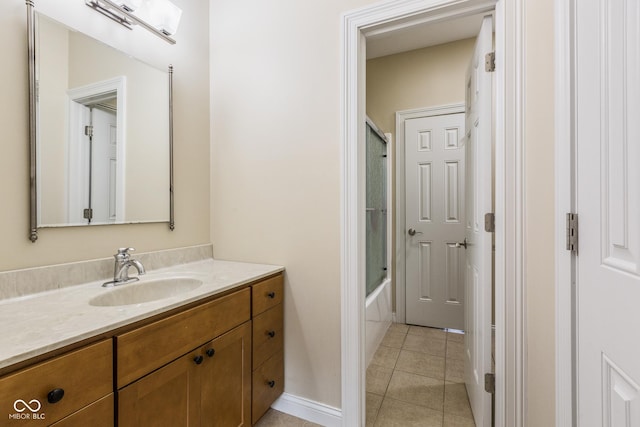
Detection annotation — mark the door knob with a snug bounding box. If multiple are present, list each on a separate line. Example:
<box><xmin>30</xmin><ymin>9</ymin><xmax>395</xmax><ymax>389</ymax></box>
<box><xmin>408</xmin><ymin>228</ymin><xmax>423</xmax><ymax>236</ymax></box>
<box><xmin>455</xmin><ymin>238</ymin><xmax>468</xmax><ymax>249</ymax></box>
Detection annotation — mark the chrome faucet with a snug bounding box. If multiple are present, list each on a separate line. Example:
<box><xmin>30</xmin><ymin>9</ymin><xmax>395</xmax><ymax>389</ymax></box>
<box><xmin>102</xmin><ymin>247</ymin><xmax>146</xmax><ymax>287</ymax></box>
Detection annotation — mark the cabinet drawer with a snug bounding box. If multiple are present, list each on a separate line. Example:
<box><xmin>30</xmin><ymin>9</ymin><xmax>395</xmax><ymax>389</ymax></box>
<box><xmin>252</xmin><ymin>274</ymin><xmax>283</xmax><ymax>316</ymax></box>
<box><xmin>252</xmin><ymin>304</ymin><xmax>283</xmax><ymax>368</ymax></box>
<box><xmin>50</xmin><ymin>394</ymin><xmax>114</xmax><ymax>427</ymax></box>
<box><xmin>116</xmin><ymin>288</ymin><xmax>250</xmax><ymax>388</ymax></box>
<box><xmin>0</xmin><ymin>340</ymin><xmax>112</xmax><ymax>426</ymax></box>
<box><xmin>252</xmin><ymin>351</ymin><xmax>284</xmax><ymax>425</ymax></box>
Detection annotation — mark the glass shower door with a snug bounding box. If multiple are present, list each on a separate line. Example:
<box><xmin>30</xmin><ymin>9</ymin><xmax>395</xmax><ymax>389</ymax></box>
<box><xmin>365</xmin><ymin>121</ymin><xmax>387</xmax><ymax>297</ymax></box>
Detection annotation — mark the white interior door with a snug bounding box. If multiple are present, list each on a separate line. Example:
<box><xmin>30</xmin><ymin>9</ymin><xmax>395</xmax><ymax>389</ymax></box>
<box><xmin>464</xmin><ymin>15</ymin><xmax>493</xmax><ymax>427</ymax></box>
<box><xmin>405</xmin><ymin>113</ymin><xmax>466</xmax><ymax>330</ymax></box>
<box><xmin>91</xmin><ymin>107</ymin><xmax>118</xmax><ymax>224</ymax></box>
<box><xmin>575</xmin><ymin>1</ymin><xmax>640</xmax><ymax>424</ymax></box>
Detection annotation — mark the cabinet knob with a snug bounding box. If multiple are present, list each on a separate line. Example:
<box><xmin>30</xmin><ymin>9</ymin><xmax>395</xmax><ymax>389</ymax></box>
<box><xmin>193</xmin><ymin>355</ymin><xmax>204</xmax><ymax>365</ymax></box>
<box><xmin>206</xmin><ymin>348</ymin><xmax>215</xmax><ymax>357</ymax></box>
<box><xmin>47</xmin><ymin>388</ymin><xmax>65</xmax><ymax>404</ymax></box>
<box><xmin>267</xmin><ymin>380</ymin><xmax>276</xmax><ymax>388</ymax></box>
<box><xmin>267</xmin><ymin>330</ymin><xmax>276</xmax><ymax>338</ymax></box>
<box><xmin>267</xmin><ymin>292</ymin><xmax>276</xmax><ymax>299</ymax></box>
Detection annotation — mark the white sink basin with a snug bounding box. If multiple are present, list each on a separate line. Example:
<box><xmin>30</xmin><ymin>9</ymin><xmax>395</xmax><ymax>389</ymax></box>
<box><xmin>90</xmin><ymin>277</ymin><xmax>203</xmax><ymax>307</ymax></box>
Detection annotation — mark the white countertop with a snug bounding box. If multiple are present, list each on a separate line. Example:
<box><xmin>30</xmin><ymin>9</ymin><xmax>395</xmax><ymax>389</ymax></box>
<box><xmin>0</xmin><ymin>259</ymin><xmax>283</xmax><ymax>370</ymax></box>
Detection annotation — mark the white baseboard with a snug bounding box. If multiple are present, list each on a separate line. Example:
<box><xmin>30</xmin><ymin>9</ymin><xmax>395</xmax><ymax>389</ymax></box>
<box><xmin>271</xmin><ymin>392</ymin><xmax>342</xmax><ymax>427</ymax></box>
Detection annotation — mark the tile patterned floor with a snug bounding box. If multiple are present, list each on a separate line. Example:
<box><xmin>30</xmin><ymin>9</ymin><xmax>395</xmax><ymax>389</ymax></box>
<box><xmin>366</xmin><ymin>323</ymin><xmax>476</xmax><ymax>427</ymax></box>
<box><xmin>254</xmin><ymin>323</ymin><xmax>476</xmax><ymax>427</ymax></box>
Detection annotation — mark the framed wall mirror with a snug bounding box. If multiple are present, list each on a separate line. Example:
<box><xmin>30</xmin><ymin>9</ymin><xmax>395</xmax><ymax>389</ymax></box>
<box><xmin>26</xmin><ymin>1</ymin><xmax>174</xmax><ymax>242</ymax></box>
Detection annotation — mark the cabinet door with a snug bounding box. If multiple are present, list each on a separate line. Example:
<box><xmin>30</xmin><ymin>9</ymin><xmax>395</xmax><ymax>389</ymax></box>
<box><xmin>118</xmin><ymin>351</ymin><xmax>201</xmax><ymax>427</ymax></box>
<box><xmin>200</xmin><ymin>321</ymin><xmax>251</xmax><ymax>427</ymax></box>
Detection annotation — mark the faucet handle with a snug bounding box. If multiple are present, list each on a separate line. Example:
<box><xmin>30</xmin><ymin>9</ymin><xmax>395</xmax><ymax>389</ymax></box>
<box><xmin>115</xmin><ymin>247</ymin><xmax>135</xmax><ymax>261</ymax></box>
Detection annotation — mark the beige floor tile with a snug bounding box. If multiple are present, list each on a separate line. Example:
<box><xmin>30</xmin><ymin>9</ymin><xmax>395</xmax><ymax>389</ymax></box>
<box><xmin>371</xmin><ymin>346</ymin><xmax>401</xmax><ymax>369</ymax></box>
<box><xmin>374</xmin><ymin>397</ymin><xmax>444</xmax><ymax>427</ymax></box>
<box><xmin>443</xmin><ymin>413</ymin><xmax>476</xmax><ymax>427</ymax></box>
<box><xmin>408</xmin><ymin>325</ymin><xmax>447</xmax><ymax>341</ymax></box>
<box><xmin>444</xmin><ymin>382</ymin><xmax>474</xmax><ymax>420</ymax></box>
<box><xmin>367</xmin><ymin>393</ymin><xmax>384</xmax><ymax>427</ymax></box>
<box><xmin>367</xmin><ymin>363</ymin><xmax>394</xmax><ymax>395</ymax></box>
<box><xmin>396</xmin><ymin>349</ymin><xmax>446</xmax><ymax>380</ymax></box>
<box><xmin>388</xmin><ymin>323</ymin><xmax>410</xmax><ymax>334</ymax></box>
<box><xmin>254</xmin><ymin>409</ymin><xmax>322</xmax><ymax>426</ymax></box>
<box><xmin>446</xmin><ymin>340</ymin><xmax>465</xmax><ymax>361</ymax></box>
<box><xmin>446</xmin><ymin>331</ymin><xmax>465</xmax><ymax>343</ymax></box>
<box><xmin>385</xmin><ymin>370</ymin><xmax>445</xmax><ymax>411</ymax></box>
<box><xmin>403</xmin><ymin>333</ymin><xmax>446</xmax><ymax>357</ymax></box>
<box><xmin>381</xmin><ymin>330</ymin><xmax>407</xmax><ymax>349</ymax></box>
<box><xmin>445</xmin><ymin>358</ymin><xmax>465</xmax><ymax>383</ymax></box>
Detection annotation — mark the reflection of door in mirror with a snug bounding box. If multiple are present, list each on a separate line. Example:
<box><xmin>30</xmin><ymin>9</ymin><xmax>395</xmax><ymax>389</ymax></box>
<box><xmin>67</xmin><ymin>81</ymin><xmax>126</xmax><ymax>226</ymax></box>
<box><xmin>91</xmin><ymin>106</ymin><xmax>118</xmax><ymax>224</ymax></box>
<box><xmin>67</xmin><ymin>98</ymin><xmax>119</xmax><ymax>225</ymax></box>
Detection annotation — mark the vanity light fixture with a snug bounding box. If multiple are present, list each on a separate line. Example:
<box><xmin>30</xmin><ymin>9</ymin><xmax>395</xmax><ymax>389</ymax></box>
<box><xmin>85</xmin><ymin>0</ymin><xmax>182</xmax><ymax>44</ymax></box>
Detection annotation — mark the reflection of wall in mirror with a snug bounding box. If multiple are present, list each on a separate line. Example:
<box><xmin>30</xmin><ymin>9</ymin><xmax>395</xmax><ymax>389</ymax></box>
<box><xmin>38</xmin><ymin>17</ymin><xmax>69</xmax><ymax>226</ymax></box>
<box><xmin>37</xmin><ymin>16</ymin><xmax>170</xmax><ymax>226</ymax></box>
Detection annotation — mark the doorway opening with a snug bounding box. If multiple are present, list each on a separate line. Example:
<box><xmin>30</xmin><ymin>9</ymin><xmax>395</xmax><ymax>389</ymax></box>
<box><xmin>341</xmin><ymin>1</ymin><xmax>526</xmax><ymax>426</ymax></box>
<box><xmin>364</xmin><ymin>13</ymin><xmax>494</xmax><ymax>426</ymax></box>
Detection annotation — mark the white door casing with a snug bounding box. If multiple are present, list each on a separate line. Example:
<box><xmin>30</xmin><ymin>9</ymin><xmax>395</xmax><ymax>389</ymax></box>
<box><xmin>341</xmin><ymin>1</ymin><xmax>525</xmax><ymax>426</ymax></box>
<box><xmin>405</xmin><ymin>113</ymin><xmax>466</xmax><ymax>330</ymax></box>
<box><xmin>574</xmin><ymin>0</ymin><xmax>640</xmax><ymax>424</ymax></box>
<box><xmin>464</xmin><ymin>15</ymin><xmax>493</xmax><ymax>427</ymax></box>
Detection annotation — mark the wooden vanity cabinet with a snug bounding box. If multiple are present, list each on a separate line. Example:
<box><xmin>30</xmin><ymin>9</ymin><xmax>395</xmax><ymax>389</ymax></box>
<box><xmin>251</xmin><ymin>275</ymin><xmax>284</xmax><ymax>425</ymax></box>
<box><xmin>0</xmin><ymin>340</ymin><xmax>113</xmax><ymax>427</ymax></box>
<box><xmin>1</xmin><ymin>272</ymin><xmax>284</xmax><ymax>427</ymax></box>
<box><xmin>117</xmin><ymin>288</ymin><xmax>253</xmax><ymax>426</ymax></box>
<box><xmin>50</xmin><ymin>394</ymin><xmax>114</xmax><ymax>427</ymax></box>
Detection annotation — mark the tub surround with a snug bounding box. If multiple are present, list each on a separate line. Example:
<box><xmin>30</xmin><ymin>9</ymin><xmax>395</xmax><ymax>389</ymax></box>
<box><xmin>0</xmin><ymin>254</ymin><xmax>283</xmax><ymax>371</ymax></box>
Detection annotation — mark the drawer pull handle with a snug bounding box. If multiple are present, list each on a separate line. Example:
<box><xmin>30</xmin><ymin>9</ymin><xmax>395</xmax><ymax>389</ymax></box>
<box><xmin>193</xmin><ymin>355</ymin><xmax>204</xmax><ymax>365</ymax></box>
<box><xmin>267</xmin><ymin>292</ymin><xmax>276</xmax><ymax>299</ymax></box>
<box><xmin>206</xmin><ymin>348</ymin><xmax>215</xmax><ymax>357</ymax></box>
<box><xmin>267</xmin><ymin>330</ymin><xmax>276</xmax><ymax>338</ymax></box>
<box><xmin>47</xmin><ymin>388</ymin><xmax>65</xmax><ymax>404</ymax></box>
<box><xmin>267</xmin><ymin>380</ymin><xmax>276</xmax><ymax>388</ymax></box>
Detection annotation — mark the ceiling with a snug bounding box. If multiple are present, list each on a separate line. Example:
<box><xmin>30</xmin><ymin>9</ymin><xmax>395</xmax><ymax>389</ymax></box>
<box><xmin>365</xmin><ymin>13</ymin><xmax>487</xmax><ymax>59</ymax></box>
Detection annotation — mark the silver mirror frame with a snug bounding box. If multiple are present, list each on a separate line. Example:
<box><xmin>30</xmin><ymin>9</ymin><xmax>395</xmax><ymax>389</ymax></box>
<box><xmin>26</xmin><ymin>0</ymin><xmax>175</xmax><ymax>242</ymax></box>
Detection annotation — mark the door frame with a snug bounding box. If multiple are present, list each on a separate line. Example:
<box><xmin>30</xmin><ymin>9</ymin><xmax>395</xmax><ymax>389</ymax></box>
<box><xmin>395</xmin><ymin>103</ymin><xmax>466</xmax><ymax>325</ymax></box>
<box><xmin>554</xmin><ymin>0</ymin><xmax>576</xmax><ymax>425</ymax></box>
<box><xmin>340</xmin><ymin>0</ymin><xmax>526</xmax><ymax>426</ymax></box>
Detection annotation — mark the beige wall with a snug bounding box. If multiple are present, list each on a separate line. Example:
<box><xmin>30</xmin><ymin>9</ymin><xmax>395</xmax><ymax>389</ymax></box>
<box><xmin>0</xmin><ymin>0</ymin><xmax>210</xmax><ymax>271</ymax></box>
<box><xmin>366</xmin><ymin>38</ymin><xmax>475</xmax><ymax>138</ymax></box>
<box><xmin>210</xmin><ymin>0</ymin><xmax>376</xmax><ymax>408</ymax></box>
<box><xmin>211</xmin><ymin>0</ymin><xmax>556</xmax><ymax>423</ymax></box>
<box><xmin>524</xmin><ymin>0</ymin><xmax>556</xmax><ymax>425</ymax></box>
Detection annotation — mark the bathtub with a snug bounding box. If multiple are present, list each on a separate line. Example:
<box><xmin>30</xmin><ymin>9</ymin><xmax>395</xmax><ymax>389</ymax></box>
<box><xmin>365</xmin><ymin>278</ymin><xmax>393</xmax><ymax>367</ymax></box>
